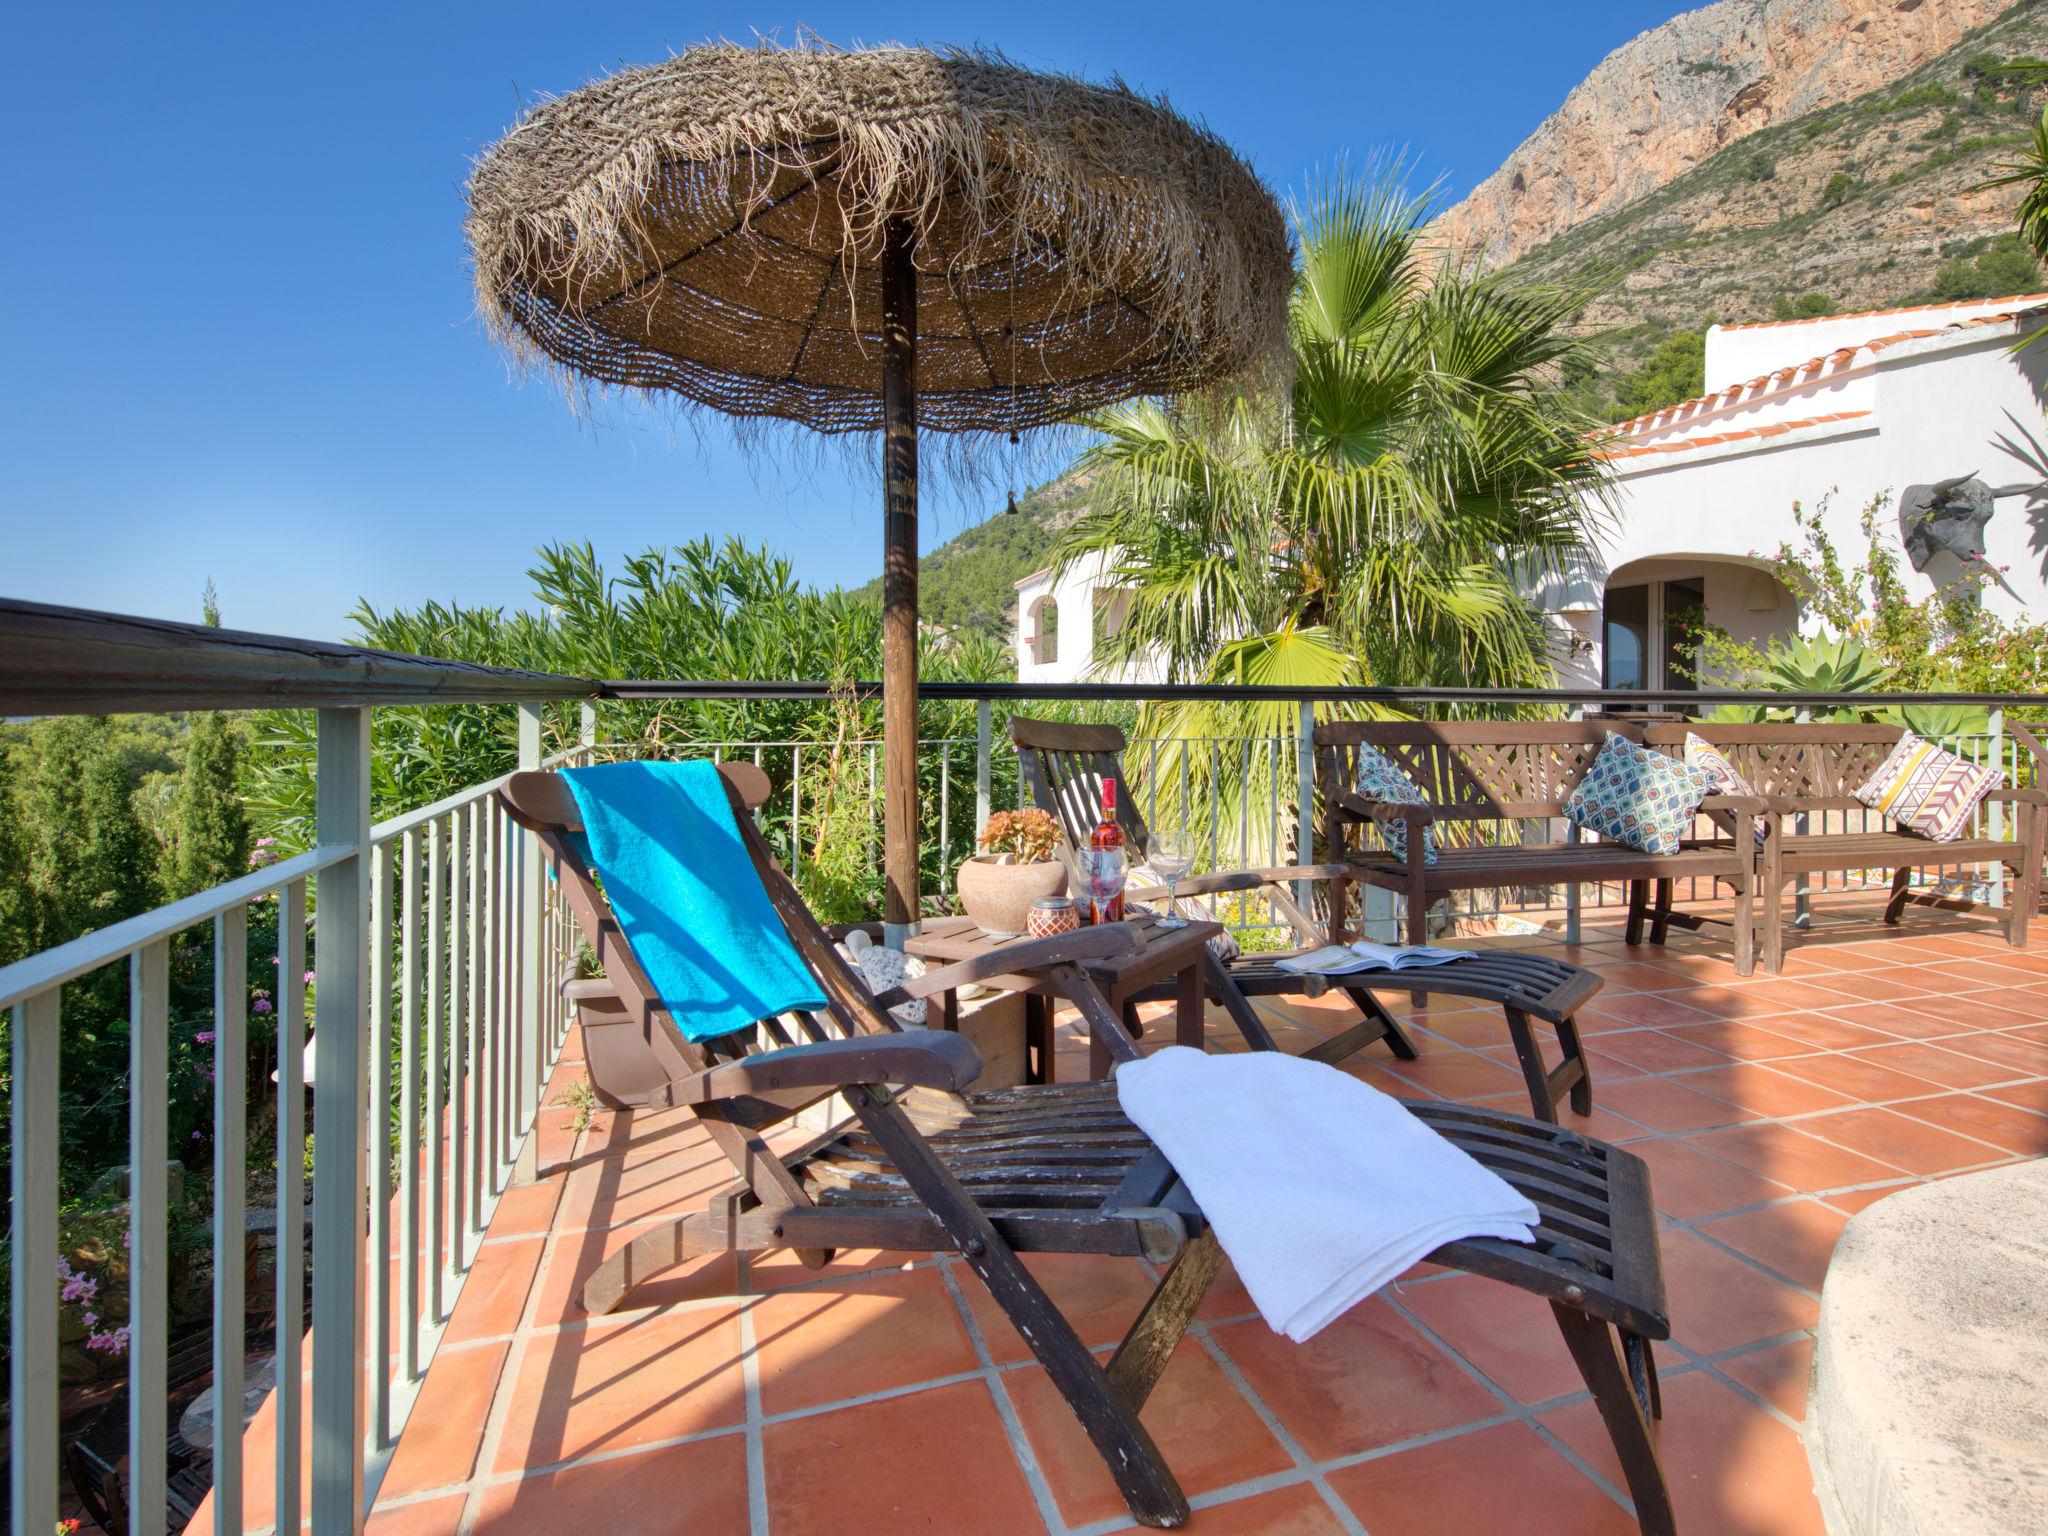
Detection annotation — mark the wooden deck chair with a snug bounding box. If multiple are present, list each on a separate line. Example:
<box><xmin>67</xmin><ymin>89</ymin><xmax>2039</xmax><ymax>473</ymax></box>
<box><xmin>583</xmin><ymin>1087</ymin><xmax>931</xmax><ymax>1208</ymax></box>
<box><xmin>1008</xmin><ymin>717</ymin><xmax>1603</xmax><ymax>1123</ymax></box>
<box><xmin>499</xmin><ymin>764</ymin><xmax>1676</xmax><ymax>1532</ymax></box>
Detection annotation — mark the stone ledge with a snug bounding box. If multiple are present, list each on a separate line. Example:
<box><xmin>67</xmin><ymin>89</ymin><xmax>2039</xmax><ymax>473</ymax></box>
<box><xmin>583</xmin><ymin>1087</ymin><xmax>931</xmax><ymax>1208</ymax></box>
<box><xmin>1807</xmin><ymin>1157</ymin><xmax>2048</xmax><ymax>1536</ymax></box>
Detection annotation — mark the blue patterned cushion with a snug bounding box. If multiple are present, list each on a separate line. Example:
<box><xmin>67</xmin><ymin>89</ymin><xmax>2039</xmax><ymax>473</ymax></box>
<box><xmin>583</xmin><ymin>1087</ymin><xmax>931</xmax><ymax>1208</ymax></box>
<box><xmin>1355</xmin><ymin>745</ymin><xmax>1436</xmax><ymax>867</ymax></box>
<box><xmin>1564</xmin><ymin>733</ymin><xmax>1713</xmax><ymax>855</ymax></box>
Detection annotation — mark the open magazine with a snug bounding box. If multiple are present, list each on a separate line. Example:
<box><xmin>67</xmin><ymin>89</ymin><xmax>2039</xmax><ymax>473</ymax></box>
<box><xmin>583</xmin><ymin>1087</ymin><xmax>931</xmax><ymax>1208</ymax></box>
<box><xmin>1276</xmin><ymin>940</ymin><xmax>1472</xmax><ymax>976</ymax></box>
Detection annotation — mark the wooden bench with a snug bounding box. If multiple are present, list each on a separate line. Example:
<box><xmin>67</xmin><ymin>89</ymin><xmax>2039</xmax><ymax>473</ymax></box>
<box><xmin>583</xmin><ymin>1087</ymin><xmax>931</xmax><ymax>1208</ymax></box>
<box><xmin>1317</xmin><ymin>720</ymin><xmax>1761</xmax><ymax>975</ymax></box>
<box><xmin>1641</xmin><ymin>721</ymin><xmax>2046</xmax><ymax>971</ymax></box>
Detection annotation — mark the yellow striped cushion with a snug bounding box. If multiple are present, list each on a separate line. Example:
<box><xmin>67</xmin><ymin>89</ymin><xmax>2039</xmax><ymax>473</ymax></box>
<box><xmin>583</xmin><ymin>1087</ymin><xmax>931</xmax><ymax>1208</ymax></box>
<box><xmin>1851</xmin><ymin>732</ymin><xmax>2001</xmax><ymax>843</ymax></box>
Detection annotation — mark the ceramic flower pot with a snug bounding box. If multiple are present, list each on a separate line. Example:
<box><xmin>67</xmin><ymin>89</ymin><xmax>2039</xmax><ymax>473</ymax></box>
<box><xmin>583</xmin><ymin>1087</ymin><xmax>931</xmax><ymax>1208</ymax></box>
<box><xmin>956</xmin><ymin>854</ymin><xmax>1068</xmax><ymax>938</ymax></box>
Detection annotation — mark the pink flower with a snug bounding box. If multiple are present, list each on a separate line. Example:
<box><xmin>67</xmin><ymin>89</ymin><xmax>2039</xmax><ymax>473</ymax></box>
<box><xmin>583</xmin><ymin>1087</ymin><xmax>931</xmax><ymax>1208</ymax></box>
<box><xmin>253</xmin><ymin>998</ymin><xmax>273</xmax><ymax>1015</ymax></box>
<box><xmin>303</xmin><ymin>970</ymin><xmax>316</xmax><ymax>987</ymax></box>
<box><xmin>81</xmin><ymin>1311</ymin><xmax>98</xmax><ymax>1328</ymax></box>
<box><xmin>194</xmin><ymin>1030</ymin><xmax>215</xmax><ymax>1045</ymax></box>
<box><xmin>86</xmin><ymin>1326</ymin><xmax>130</xmax><ymax>1356</ymax></box>
<box><xmin>61</xmin><ymin>1271</ymin><xmax>97</xmax><ymax>1304</ymax></box>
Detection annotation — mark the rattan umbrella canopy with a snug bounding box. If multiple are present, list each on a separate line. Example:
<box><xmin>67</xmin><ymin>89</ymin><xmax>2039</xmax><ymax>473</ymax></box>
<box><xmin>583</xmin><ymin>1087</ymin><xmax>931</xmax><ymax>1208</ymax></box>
<box><xmin>466</xmin><ymin>42</ymin><xmax>1290</xmax><ymax>433</ymax></box>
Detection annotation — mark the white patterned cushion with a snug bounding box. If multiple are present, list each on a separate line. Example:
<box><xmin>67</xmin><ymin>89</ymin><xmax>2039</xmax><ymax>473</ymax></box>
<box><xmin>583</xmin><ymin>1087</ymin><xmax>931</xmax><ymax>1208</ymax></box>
<box><xmin>1852</xmin><ymin>732</ymin><xmax>2002</xmax><ymax>843</ymax></box>
<box><xmin>1683</xmin><ymin>733</ymin><xmax>1766</xmax><ymax>847</ymax></box>
<box><xmin>1564</xmin><ymin>733</ymin><xmax>1713</xmax><ymax>855</ymax></box>
<box><xmin>835</xmin><ymin>934</ymin><xmax>928</xmax><ymax>1026</ymax></box>
<box><xmin>1354</xmin><ymin>745</ymin><xmax>1436</xmax><ymax>867</ymax></box>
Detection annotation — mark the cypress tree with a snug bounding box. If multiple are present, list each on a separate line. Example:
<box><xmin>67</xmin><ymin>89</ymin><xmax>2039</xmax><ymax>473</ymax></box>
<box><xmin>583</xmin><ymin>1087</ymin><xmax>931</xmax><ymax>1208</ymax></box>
<box><xmin>167</xmin><ymin>711</ymin><xmax>248</xmax><ymax>898</ymax></box>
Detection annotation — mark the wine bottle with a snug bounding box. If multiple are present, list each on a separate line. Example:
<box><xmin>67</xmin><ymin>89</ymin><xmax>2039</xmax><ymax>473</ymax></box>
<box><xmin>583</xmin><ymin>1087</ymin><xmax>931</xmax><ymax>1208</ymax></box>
<box><xmin>1087</xmin><ymin>778</ymin><xmax>1127</xmax><ymax>925</ymax></box>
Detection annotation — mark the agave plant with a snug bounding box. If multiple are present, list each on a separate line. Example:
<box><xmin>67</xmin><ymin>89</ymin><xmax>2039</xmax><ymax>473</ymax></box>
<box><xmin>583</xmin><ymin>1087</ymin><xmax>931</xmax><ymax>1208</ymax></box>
<box><xmin>1760</xmin><ymin>632</ymin><xmax>1890</xmax><ymax>719</ymax></box>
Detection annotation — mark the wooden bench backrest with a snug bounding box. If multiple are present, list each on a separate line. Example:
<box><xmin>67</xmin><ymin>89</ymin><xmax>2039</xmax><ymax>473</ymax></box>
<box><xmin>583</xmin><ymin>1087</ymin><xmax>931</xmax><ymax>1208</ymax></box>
<box><xmin>1639</xmin><ymin>721</ymin><xmax>1906</xmax><ymax>804</ymax></box>
<box><xmin>1314</xmin><ymin>720</ymin><xmax>1637</xmax><ymax>822</ymax></box>
<box><xmin>1008</xmin><ymin>716</ymin><xmax>1152</xmax><ymax>856</ymax></box>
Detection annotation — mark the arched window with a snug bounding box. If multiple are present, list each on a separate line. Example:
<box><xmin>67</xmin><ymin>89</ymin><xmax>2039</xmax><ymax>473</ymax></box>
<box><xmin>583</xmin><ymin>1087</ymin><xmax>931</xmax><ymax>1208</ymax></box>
<box><xmin>1027</xmin><ymin>595</ymin><xmax>1059</xmax><ymax>665</ymax></box>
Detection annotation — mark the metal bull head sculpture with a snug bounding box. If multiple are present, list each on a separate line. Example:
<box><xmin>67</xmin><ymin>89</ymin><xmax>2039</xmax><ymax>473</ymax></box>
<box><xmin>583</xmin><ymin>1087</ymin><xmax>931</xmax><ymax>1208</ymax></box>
<box><xmin>1899</xmin><ymin>473</ymin><xmax>1996</xmax><ymax>570</ymax></box>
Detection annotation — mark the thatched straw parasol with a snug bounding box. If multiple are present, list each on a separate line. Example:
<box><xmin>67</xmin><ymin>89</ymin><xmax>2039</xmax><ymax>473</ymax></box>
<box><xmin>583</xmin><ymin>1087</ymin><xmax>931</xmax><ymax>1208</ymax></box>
<box><xmin>468</xmin><ymin>39</ymin><xmax>1289</xmax><ymax>938</ymax></box>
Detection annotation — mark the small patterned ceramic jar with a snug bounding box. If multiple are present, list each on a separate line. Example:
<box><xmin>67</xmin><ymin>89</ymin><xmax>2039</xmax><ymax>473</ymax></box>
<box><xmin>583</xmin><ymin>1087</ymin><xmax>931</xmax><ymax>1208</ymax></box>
<box><xmin>1027</xmin><ymin>896</ymin><xmax>1080</xmax><ymax>939</ymax></box>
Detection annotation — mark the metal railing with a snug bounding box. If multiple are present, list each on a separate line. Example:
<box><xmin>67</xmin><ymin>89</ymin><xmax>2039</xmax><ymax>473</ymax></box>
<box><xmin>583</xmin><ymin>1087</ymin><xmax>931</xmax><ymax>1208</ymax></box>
<box><xmin>6</xmin><ymin>595</ymin><xmax>2048</xmax><ymax>1536</ymax></box>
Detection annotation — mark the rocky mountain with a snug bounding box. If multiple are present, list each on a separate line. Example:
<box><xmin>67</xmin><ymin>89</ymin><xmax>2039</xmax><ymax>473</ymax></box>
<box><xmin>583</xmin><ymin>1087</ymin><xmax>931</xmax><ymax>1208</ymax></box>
<box><xmin>1438</xmin><ymin>0</ymin><xmax>2017</xmax><ymax>267</ymax></box>
<box><xmin>1489</xmin><ymin>1</ymin><xmax>2048</xmax><ymax>417</ymax></box>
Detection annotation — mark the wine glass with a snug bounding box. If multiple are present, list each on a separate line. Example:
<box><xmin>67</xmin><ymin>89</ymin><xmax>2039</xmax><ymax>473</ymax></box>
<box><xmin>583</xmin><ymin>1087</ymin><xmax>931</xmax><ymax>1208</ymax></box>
<box><xmin>1146</xmin><ymin>834</ymin><xmax>1194</xmax><ymax>928</ymax></box>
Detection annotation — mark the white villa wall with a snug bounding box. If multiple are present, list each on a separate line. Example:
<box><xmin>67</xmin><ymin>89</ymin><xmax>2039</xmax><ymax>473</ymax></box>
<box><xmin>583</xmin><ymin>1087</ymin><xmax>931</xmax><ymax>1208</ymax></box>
<box><xmin>1561</xmin><ymin>309</ymin><xmax>2048</xmax><ymax>689</ymax></box>
<box><xmin>1014</xmin><ymin>550</ymin><xmax>1167</xmax><ymax>685</ymax></box>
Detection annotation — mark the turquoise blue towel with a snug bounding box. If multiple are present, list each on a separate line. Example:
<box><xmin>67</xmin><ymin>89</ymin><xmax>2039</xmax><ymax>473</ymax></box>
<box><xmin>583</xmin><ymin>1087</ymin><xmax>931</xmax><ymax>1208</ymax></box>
<box><xmin>560</xmin><ymin>760</ymin><xmax>827</xmax><ymax>1042</ymax></box>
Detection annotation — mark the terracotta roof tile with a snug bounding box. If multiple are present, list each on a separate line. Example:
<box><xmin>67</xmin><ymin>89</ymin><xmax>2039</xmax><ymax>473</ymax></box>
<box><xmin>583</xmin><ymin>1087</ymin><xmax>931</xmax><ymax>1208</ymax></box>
<box><xmin>1595</xmin><ymin>410</ymin><xmax>1872</xmax><ymax>461</ymax></box>
<box><xmin>1716</xmin><ymin>292</ymin><xmax>2048</xmax><ymax>333</ymax></box>
<box><xmin>1604</xmin><ymin>307</ymin><xmax>2040</xmax><ymax>438</ymax></box>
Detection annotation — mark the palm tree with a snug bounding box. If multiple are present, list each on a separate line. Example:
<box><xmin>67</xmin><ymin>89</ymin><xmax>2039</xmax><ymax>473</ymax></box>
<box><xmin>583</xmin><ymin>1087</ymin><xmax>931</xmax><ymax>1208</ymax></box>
<box><xmin>1050</xmin><ymin>166</ymin><xmax>1613</xmax><ymax>851</ymax></box>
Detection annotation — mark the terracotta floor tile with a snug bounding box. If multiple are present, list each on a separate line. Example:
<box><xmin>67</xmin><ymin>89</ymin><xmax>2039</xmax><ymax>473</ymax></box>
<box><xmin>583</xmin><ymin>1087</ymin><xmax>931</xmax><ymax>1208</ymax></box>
<box><xmin>1687</xmin><ymin>980</ymin><xmax>1858</xmax><ymax>1018</ymax></box>
<box><xmin>1585</xmin><ymin>961</ymin><xmax>1700</xmax><ymax>993</ymax></box>
<box><xmin>1893</xmin><ymin>1091</ymin><xmax>2048</xmax><ymax>1155</ymax></box>
<box><xmin>1793</xmin><ymin>1107</ymin><xmax>2008</xmax><ymax>1176</ymax></box>
<box><xmin>1742</xmin><ymin>1012</ymin><xmax>1896</xmax><ymax>1052</ymax></box>
<box><xmin>1948</xmin><ymin>1030</ymin><xmax>2048</xmax><ymax>1075</ymax></box>
<box><xmin>1590</xmin><ymin>1029</ymin><xmax>1739</xmax><ymax>1073</ymax></box>
<box><xmin>1007</xmin><ymin>1339</ymin><xmax>1291</xmax><ymax>1527</ymax></box>
<box><xmin>1766</xmin><ymin>1052</ymin><xmax>1948</xmax><ymax>1105</ymax></box>
<box><xmin>493</xmin><ymin>1305</ymin><xmax>745</xmax><ymax>1470</ymax></box>
<box><xmin>1579</xmin><ymin>993</ymin><xmax>1717</xmax><ymax>1030</ymax></box>
<box><xmin>381</xmin><ymin>1340</ymin><xmax>507</xmax><ymax>1496</ymax></box>
<box><xmin>761</xmin><ymin>1379</ymin><xmax>1041</xmax><ymax>1536</ymax></box>
<box><xmin>1887</xmin><ymin>990</ymin><xmax>2044</xmax><ymax>1031</ymax></box>
<box><xmin>529</xmin><ymin>1219</ymin><xmax>740</xmax><ymax>1328</ymax></box>
<box><xmin>1717</xmin><ymin>1337</ymin><xmax>1815</xmax><ymax>1419</ymax></box>
<box><xmin>1694</xmin><ymin>1200</ymin><xmax>1849</xmax><ymax>1293</ymax></box>
<box><xmin>1379</xmin><ymin>1050</ymin><xmax>1526</xmax><ymax>1101</ymax></box>
<box><xmin>1980</xmin><ymin>1078</ymin><xmax>2048</xmax><ymax>1112</ymax></box>
<box><xmin>1542</xmin><ymin>1369</ymin><xmax>1826</xmax><ymax>1536</ymax></box>
<box><xmin>1658</xmin><ymin>1229</ymin><xmax>1818</xmax><ymax>1353</ymax></box>
<box><xmin>1326</xmin><ymin>1421</ymin><xmax>1635</xmax><ymax>1535</ymax></box>
<box><xmin>442</xmin><ymin>1237</ymin><xmax>546</xmax><ymax>1344</ymax></box>
<box><xmin>473</xmin><ymin>1435</ymin><xmax>749</xmax><ymax>1536</ymax></box>
<box><xmin>486</xmin><ymin>1182</ymin><xmax>564</xmax><ymax>1238</ymax></box>
<box><xmin>1654</xmin><ymin>1019</ymin><xmax>1811</xmax><ymax>1063</ymax></box>
<box><xmin>554</xmin><ymin>1122</ymin><xmax>734</xmax><ymax>1229</ymax></box>
<box><xmin>1109</xmin><ymin>1482</ymin><xmax>1351</xmax><ymax>1534</ymax></box>
<box><xmin>1408</xmin><ymin>1009</ymin><xmax>1519</xmax><ymax>1048</ymax></box>
<box><xmin>366</xmin><ymin>1494</ymin><xmax>467</xmax><ymax>1536</ymax></box>
<box><xmin>750</xmin><ymin>1265</ymin><xmax>978</xmax><ymax>1416</ymax></box>
<box><xmin>1847</xmin><ymin>1041</ymin><xmax>2020</xmax><ymax>1090</ymax></box>
<box><xmin>956</xmin><ymin>1251</ymin><xmax>1161</xmax><ymax>1364</ymax></box>
<box><xmin>1819</xmin><ymin>1181</ymin><xmax>1917</xmax><ymax>1216</ymax></box>
<box><xmin>1675</xmin><ymin>1062</ymin><xmax>1858</xmax><ymax>1118</ymax></box>
<box><xmin>1684</xmin><ymin>1122</ymin><xmax>1907</xmax><ymax>1193</ymax></box>
<box><xmin>1592</xmin><ymin>1076</ymin><xmax>1756</xmax><ymax>1134</ymax></box>
<box><xmin>1804</xmin><ymin>970</ymin><xmax>1938</xmax><ymax>1005</ymax></box>
<box><xmin>1628</xmin><ymin>1136</ymin><xmax>1794</xmax><ymax>1221</ymax></box>
<box><xmin>1465</xmin><ymin>1091</ymin><xmax>1652</xmax><ymax>1144</ymax></box>
<box><xmin>1212</xmin><ymin>1298</ymin><xmax>1502</xmax><ymax>1462</ymax></box>
<box><xmin>1397</xmin><ymin>1272</ymin><xmax>1585</xmax><ymax>1405</ymax></box>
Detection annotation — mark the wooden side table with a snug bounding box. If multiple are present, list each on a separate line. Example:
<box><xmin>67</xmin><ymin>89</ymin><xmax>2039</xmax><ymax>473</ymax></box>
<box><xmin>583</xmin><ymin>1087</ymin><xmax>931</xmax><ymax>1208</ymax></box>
<box><xmin>907</xmin><ymin>914</ymin><xmax>1224</xmax><ymax>1082</ymax></box>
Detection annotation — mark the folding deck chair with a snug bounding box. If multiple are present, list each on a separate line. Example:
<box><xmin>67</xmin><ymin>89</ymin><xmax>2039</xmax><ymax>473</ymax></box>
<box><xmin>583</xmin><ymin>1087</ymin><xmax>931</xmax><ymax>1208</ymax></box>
<box><xmin>500</xmin><ymin>764</ymin><xmax>1676</xmax><ymax>1532</ymax></box>
<box><xmin>1008</xmin><ymin>717</ymin><xmax>1602</xmax><ymax>1123</ymax></box>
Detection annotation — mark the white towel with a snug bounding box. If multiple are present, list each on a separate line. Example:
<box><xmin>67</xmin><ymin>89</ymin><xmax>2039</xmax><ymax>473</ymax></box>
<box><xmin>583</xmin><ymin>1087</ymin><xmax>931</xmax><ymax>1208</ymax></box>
<box><xmin>1114</xmin><ymin>1047</ymin><xmax>1540</xmax><ymax>1341</ymax></box>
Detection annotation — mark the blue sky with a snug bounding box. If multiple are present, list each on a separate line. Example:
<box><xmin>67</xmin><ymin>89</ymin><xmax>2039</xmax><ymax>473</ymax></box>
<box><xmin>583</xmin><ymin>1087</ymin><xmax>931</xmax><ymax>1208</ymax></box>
<box><xmin>3</xmin><ymin>1</ymin><xmax>1686</xmax><ymax>640</ymax></box>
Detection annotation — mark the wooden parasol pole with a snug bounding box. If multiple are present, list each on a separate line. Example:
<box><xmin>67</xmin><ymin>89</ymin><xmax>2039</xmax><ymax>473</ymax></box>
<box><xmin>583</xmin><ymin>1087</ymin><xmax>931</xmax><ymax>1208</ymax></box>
<box><xmin>880</xmin><ymin>215</ymin><xmax>921</xmax><ymax>944</ymax></box>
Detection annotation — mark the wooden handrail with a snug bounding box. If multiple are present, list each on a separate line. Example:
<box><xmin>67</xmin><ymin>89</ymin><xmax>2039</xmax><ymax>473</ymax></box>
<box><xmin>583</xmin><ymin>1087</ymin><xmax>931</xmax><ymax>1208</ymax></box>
<box><xmin>0</xmin><ymin>597</ymin><xmax>598</xmax><ymax>713</ymax></box>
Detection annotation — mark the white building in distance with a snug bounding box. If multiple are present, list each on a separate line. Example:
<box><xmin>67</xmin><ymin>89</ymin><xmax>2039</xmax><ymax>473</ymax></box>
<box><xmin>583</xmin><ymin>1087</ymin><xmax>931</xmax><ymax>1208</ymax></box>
<box><xmin>1013</xmin><ymin>293</ymin><xmax>2048</xmax><ymax>692</ymax></box>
